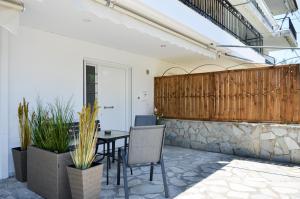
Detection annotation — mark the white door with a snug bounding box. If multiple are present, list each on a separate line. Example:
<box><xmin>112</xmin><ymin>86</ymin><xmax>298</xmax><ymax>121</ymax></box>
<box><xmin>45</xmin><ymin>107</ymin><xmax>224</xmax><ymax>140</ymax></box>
<box><xmin>98</xmin><ymin>66</ymin><xmax>127</xmax><ymax>131</ymax></box>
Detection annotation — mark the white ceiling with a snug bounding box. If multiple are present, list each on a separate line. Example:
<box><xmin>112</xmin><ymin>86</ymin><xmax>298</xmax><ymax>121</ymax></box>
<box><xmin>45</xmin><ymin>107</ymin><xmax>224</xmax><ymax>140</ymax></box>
<box><xmin>20</xmin><ymin>0</ymin><xmax>211</xmax><ymax>65</ymax></box>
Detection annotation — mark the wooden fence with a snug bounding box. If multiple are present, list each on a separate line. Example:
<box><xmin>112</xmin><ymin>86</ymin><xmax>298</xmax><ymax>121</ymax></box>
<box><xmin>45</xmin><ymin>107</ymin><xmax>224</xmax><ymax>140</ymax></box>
<box><xmin>154</xmin><ymin>64</ymin><xmax>300</xmax><ymax>123</ymax></box>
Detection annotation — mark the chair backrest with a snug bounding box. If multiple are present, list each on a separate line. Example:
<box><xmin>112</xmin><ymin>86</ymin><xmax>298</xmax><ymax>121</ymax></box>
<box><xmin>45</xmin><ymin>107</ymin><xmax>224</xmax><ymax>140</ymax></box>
<box><xmin>127</xmin><ymin>125</ymin><xmax>166</xmax><ymax>165</ymax></box>
<box><xmin>134</xmin><ymin>115</ymin><xmax>157</xmax><ymax>126</ymax></box>
<box><xmin>69</xmin><ymin>122</ymin><xmax>79</xmax><ymax>134</ymax></box>
<box><xmin>95</xmin><ymin>120</ymin><xmax>101</xmax><ymax>131</ymax></box>
<box><xmin>69</xmin><ymin>120</ymin><xmax>100</xmax><ymax>135</ymax></box>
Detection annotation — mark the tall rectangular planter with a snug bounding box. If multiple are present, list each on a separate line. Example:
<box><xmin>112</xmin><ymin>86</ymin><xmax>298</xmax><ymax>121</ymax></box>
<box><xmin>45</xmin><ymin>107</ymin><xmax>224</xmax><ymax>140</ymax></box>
<box><xmin>12</xmin><ymin>147</ymin><xmax>27</xmax><ymax>182</ymax></box>
<box><xmin>27</xmin><ymin>146</ymin><xmax>72</xmax><ymax>199</ymax></box>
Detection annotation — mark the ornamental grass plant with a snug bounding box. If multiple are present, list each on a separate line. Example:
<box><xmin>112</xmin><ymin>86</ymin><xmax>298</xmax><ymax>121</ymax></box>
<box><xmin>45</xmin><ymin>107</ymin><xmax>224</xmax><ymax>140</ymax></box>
<box><xmin>31</xmin><ymin>99</ymin><xmax>74</xmax><ymax>153</ymax></box>
<box><xmin>18</xmin><ymin>98</ymin><xmax>31</xmax><ymax>150</ymax></box>
<box><xmin>71</xmin><ymin>101</ymin><xmax>99</xmax><ymax>169</ymax></box>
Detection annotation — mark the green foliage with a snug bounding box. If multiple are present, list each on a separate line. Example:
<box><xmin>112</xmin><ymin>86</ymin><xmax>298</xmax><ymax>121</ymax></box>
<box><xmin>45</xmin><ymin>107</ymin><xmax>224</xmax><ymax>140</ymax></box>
<box><xmin>18</xmin><ymin>98</ymin><xmax>31</xmax><ymax>150</ymax></box>
<box><xmin>31</xmin><ymin>99</ymin><xmax>74</xmax><ymax>153</ymax></box>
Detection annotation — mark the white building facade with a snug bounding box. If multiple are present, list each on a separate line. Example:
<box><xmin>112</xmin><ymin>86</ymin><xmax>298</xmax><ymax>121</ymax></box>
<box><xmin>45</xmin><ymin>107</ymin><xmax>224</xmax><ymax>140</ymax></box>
<box><xmin>0</xmin><ymin>0</ymin><xmax>298</xmax><ymax>179</ymax></box>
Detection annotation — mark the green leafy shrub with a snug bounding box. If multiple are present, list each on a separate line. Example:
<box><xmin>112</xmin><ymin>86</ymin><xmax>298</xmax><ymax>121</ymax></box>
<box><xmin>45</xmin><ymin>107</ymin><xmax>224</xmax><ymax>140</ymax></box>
<box><xmin>31</xmin><ymin>99</ymin><xmax>74</xmax><ymax>153</ymax></box>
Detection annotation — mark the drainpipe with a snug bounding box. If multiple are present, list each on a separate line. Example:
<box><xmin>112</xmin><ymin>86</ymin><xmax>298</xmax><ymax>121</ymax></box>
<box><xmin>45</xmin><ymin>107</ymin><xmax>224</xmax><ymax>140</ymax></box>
<box><xmin>0</xmin><ymin>0</ymin><xmax>24</xmax><ymax>11</ymax></box>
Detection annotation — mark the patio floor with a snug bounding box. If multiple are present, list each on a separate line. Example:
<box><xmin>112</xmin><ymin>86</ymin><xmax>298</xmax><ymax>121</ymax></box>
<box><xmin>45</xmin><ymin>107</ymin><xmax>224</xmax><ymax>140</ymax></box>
<box><xmin>1</xmin><ymin>146</ymin><xmax>300</xmax><ymax>199</ymax></box>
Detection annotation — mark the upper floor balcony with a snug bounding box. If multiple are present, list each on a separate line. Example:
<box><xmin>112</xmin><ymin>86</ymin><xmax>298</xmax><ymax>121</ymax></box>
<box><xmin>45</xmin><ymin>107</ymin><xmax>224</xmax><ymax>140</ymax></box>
<box><xmin>261</xmin><ymin>16</ymin><xmax>298</xmax><ymax>53</ymax></box>
<box><xmin>279</xmin><ymin>17</ymin><xmax>297</xmax><ymax>41</ymax></box>
<box><xmin>228</xmin><ymin>0</ymin><xmax>298</xmax><ymax>50</ymax></box>
<box><xmin>264</xmin><ymin>0</ymin><xmax>298</xmax><ymax>16</ymax></box>
<box><xmin>179</xmin><ymin>0</ymin><xmax>264</xmax><ymax>53</ymax></box>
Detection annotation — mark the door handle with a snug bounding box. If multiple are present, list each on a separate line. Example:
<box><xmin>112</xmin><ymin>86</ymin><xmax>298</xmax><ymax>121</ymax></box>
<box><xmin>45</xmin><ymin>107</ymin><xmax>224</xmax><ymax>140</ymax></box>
<box><xmin>104</xmin><ymin>106</ymin><xmax>114</xmax><ymax>109</ymax></box>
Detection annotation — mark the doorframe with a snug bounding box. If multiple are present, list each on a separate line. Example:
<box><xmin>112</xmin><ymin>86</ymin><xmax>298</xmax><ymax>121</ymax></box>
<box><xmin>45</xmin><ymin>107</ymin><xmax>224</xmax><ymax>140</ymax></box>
<box><xmin>83</xmin><ymin>58</ymin><xmax>132</xmax><ymax>131</ymax></box>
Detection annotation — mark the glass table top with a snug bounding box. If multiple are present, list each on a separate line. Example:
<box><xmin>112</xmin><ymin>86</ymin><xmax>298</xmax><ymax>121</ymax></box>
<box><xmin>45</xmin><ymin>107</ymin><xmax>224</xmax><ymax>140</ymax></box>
<box><xmin>97</xmin><ymin>130</ymin><xmax>129</xmax><ymax>140</ymax></box>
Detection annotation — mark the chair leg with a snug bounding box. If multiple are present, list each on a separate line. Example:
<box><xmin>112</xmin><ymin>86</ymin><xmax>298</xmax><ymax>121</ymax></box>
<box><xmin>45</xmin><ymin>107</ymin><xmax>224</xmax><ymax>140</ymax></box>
<box><xmin>95</xmin><ymin>144</ymin><xmax>99</xmax><ymax>155</ymax></box>
<box><xmin>101</xmin><ymin>143</ymin><xmax>105</xmax><ymax>160</ymax></box>
<box><xmin>160</xmin><ymin>157</ymin><xmax>169</xmax><ymax>198</ymax></box>
<box><xmin>117</xmin><ymin>148</ymin><xmax>121</xmax><ymax>185</ymax></box>
<box><xmin>150</xmin><ymin>163</ymin><xmax>154</xmax><ymax>181</ymax></box>
<box><xmin>121</xmin><ymin>150</ymin><xmax>129</xmax><ymax>199</ymax></box>
<box><xmin>130</xmin><ymin>167</ymin><xmax>133</xmax><ymax>175</ymax></box>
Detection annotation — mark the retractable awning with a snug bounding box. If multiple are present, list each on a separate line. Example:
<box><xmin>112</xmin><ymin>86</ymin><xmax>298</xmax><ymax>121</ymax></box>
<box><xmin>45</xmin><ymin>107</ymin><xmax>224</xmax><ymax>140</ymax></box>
<box><xmin>0</xmin><ymin>0</ymin><xmax>24</xmax><ymax>34</ymax></box>
<box><xmin>76</xmin><ymin>0</ymin><xmax>217</xmax><ymax>59</ymax></box>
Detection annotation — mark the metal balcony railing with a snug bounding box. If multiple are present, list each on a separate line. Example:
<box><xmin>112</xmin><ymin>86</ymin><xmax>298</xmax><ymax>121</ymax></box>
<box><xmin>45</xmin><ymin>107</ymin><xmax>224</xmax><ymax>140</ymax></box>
<box><xmin>179</xmin><ymin>0</ymin><xmax>263</xmax><ymax>53</ymax></box>
<box><xmin>288</xmin><ymin>18</ymin><xmax>297</xmax><ymax>40</ymax></box>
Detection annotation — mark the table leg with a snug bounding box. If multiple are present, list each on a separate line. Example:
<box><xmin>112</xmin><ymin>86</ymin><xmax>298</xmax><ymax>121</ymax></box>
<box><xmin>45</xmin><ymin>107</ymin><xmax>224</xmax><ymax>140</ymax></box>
<box><xmin>107</xmin><ymin>142</ymin><xmax>111</xmax><ymax>169</ymax></box>
<box><xmin>112</xmin><ymin>140</ymin><xmax>115</xmax><ymax>163</ymax></box>
<box><xmin>106</xmin><ymin>142</ymin><xmax>110</xmax><ymax>185</ymax></box>
<box><xmin>117</xmin><ymin>148</ymin><xmax>121</xmax><ymax>185</ymax></box>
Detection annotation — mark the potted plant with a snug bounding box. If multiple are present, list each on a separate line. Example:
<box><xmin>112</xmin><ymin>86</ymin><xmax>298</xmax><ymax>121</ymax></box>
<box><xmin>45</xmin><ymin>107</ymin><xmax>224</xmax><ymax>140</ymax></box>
<box><xmin>67</xmin><ymin>101</ymin><xmax>103</xmax><ymax>199</ymax></box>
<box><xmin>12</xmin><ymin>98</ymin><xmax>31</xmax><ymax>182</ymax></box>
<box><xmin>27</xmin><ymin>99</ymin><xmax>74</xmax><ymax>199</ymax></box>
<box><xmin>154</xmin><ymin>107</ymin><xmax>164</xmax><ymax>124</ymax></box>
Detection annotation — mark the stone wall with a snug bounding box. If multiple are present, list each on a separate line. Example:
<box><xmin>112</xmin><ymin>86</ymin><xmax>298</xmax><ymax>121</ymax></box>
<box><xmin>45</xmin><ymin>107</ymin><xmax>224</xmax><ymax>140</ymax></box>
<box><xmin>161</xmin><ymin>119</ymin><xmax>300</xmax><ymax>164</ymax></box>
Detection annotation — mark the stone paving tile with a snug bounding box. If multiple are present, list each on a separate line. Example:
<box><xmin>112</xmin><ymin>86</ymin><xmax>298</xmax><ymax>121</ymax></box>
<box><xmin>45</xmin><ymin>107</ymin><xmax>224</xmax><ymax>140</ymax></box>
<box><xmin>1</xmin><ymin>146</ymin><xmax>300</xmax><ymax>199</ymax></box>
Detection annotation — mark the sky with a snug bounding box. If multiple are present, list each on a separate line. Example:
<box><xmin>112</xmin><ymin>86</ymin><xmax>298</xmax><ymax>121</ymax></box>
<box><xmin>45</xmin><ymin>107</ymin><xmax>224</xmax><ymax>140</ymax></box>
<box><xmin>269</xmin><ymin>0</ymin><xmax>300</xmax><ymax>64</ymax></box>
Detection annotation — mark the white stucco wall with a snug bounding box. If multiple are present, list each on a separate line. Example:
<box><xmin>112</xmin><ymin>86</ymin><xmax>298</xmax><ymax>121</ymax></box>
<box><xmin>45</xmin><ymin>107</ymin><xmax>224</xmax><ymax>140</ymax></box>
<box><xmin>0</xmin><ymin>26</ymin><xmax>171</xmax><ymax>177</ymax></box>
<box><xmin>0</xmin><ymin>29</ymin><xmax>9</xmax><ymax>179</ymax></box>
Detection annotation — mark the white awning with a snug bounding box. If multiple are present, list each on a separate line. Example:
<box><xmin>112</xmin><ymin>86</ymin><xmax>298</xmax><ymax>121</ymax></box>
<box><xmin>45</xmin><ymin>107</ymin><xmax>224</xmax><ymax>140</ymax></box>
<box><xmin>75</xmin><ymin>0</ymin><xmax>217</xmax><ymax>59</ymax></box>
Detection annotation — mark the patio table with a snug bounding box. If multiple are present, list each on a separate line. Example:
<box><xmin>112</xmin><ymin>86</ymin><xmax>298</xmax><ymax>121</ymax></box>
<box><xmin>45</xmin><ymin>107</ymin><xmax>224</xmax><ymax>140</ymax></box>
<box><xmin>97</xmin><ymin>130</ymin><xmax>129</xmax><ymax>185</ymax></box>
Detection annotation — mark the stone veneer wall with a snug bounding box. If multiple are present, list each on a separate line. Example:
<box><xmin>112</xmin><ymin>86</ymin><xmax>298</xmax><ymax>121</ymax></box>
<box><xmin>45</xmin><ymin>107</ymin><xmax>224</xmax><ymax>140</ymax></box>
<box><xmin>161</xmin><ymin>119</ymin><xmax>300</xmax><ymax>164</ymax></box>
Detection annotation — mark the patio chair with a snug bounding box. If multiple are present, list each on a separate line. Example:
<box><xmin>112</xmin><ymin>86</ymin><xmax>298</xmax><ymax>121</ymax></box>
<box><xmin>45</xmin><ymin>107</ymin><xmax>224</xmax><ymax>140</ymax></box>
<box><xmin>117</xmin><ymin>125</ymin><xmax>169</xmax><ymax>199</ymax></box>
<box><xmin>125</xmin><ymin>115</ymin><xmax>157</xmax><ymax>174</ymax></box>
<box><xmin>68</xmin><ymin>122</ymin><xmax>80</xmax><ymax>151</ymax></box>
<box><xmin>68</xmin><ymin>121</ymin><xmax>105</xmax><ymax>159</ymax></box>
<box><xmin>134</xmin><ymin>115</ymin><xmax>157</xmax><ymax>126</ymax></box>
<box><xmin>95</xmin><ymin>120</ymin><xmax>106</xmax><ymax>161</ymax></box>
